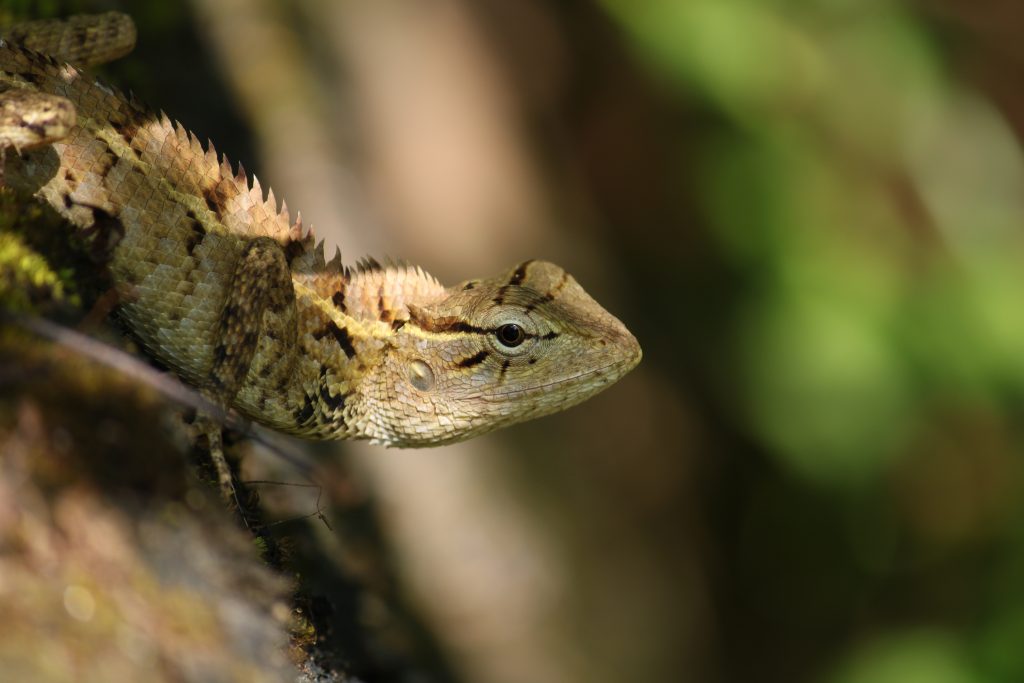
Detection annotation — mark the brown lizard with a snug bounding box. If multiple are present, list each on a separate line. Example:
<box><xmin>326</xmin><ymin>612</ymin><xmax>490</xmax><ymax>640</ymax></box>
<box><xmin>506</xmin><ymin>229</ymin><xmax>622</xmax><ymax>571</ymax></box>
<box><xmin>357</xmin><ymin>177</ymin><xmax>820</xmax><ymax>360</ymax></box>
<box><xmin>0</xmin><ymin>13</ymin><xmax>642</xmax><ymax>493</ymax></box>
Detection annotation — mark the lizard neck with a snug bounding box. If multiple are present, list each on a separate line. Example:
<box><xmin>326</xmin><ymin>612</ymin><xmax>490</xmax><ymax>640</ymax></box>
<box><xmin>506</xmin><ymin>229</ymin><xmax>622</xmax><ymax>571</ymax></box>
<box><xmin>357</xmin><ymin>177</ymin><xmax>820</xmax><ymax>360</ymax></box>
<box><xmin>340</xmin><ymin>265</ymin><xmax>449</xmax><ymax>324</ymax></box>
<box><xmin>294</xmin><ymin>263</ymin><xmax>449</xmax><ymax>327</ymax></box>
<box><xmin>262</xmin><ymin>264</ymin><xmax>451</xmax><ymax>439</ymax></box>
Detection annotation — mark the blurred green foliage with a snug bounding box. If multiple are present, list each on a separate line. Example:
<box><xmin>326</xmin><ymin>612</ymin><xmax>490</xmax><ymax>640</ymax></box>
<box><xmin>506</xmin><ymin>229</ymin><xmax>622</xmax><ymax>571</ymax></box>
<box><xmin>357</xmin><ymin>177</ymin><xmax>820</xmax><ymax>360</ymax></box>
<box><xmin>605</xmin><ymin>0</ymin><xmax>1024</xmax><ymax>485</ymax></box>
<box><xmin>828</xmin><ymin>631</ymin><xmax>979</xmax><ymax>683</ymax></box>
<box><xmin>600</xmin><ymin>0</ymin><xmax>1024</xmax><ymax>681</ymax></box>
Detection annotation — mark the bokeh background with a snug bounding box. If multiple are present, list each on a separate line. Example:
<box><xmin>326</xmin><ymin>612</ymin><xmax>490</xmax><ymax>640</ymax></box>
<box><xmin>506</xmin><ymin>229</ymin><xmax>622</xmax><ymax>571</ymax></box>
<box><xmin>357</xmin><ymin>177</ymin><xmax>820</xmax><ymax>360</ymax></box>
<box><xmin>10</xmin><ymin>1</ymin><xmax>1024</xmax><ymax>682</ymax></box>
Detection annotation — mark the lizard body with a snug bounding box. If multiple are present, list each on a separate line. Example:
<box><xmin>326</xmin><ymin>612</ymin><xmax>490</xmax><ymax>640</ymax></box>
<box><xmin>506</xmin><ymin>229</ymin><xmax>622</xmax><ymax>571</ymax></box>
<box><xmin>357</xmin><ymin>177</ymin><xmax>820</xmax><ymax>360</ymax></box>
<box><xmin>0</xmin><ymin>13</ymin><xmax>641</xmax><ymax>451</ymax></box>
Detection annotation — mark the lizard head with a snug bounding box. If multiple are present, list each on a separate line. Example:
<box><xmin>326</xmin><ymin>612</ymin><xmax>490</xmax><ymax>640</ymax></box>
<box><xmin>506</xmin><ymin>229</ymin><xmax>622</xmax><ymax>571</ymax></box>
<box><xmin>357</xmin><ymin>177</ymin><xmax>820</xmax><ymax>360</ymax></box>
<box><xmin>356</xmin><ymin>260</ymin><xmax>642</xmax><ymax>446</ymax></box>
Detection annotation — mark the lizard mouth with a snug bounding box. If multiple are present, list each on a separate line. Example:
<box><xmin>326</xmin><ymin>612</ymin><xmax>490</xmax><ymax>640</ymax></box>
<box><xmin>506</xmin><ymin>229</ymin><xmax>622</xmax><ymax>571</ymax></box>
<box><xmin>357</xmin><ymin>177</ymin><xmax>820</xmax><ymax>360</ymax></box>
<box><xmin>475</xmin><ymin>357</ymin><xmax>639</xmax><ymax>402</ymax></box>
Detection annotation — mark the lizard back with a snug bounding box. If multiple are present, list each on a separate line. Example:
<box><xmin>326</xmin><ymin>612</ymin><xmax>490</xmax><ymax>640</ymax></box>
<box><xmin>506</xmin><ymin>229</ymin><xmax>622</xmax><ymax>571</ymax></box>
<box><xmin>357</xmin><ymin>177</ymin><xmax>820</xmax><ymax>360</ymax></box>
<box><xmin>1</xmin><ymin>38</ymin><xmax>312</xmax><ymax>390</ymax></box>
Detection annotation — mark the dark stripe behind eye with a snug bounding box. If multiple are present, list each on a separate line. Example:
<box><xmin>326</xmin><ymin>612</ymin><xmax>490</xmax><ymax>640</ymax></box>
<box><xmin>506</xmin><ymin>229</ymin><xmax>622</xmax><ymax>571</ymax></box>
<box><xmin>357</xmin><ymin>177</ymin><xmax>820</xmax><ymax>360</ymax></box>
<box><xmin>407</xmin><ymin>312</ymin><xmax>489</xmax><ymax>335</ymax></box>
<box><xmin>457</xmin><ymin>350</ymin><xmax>490</xmax><ymax>368</ymax></box>
<box><xmin>407</xmin><ymin>314</ymin><xmax>557</xmax><ymax>342</ymax></box>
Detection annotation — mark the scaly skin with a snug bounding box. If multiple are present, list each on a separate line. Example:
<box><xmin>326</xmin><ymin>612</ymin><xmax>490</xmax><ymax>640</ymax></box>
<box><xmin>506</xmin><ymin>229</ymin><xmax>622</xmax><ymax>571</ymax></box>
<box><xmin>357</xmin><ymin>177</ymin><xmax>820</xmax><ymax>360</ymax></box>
<box><xmin>0</xmin><ymin>13</ymin><xmax>642</xmax><ymax>453</ymax></box>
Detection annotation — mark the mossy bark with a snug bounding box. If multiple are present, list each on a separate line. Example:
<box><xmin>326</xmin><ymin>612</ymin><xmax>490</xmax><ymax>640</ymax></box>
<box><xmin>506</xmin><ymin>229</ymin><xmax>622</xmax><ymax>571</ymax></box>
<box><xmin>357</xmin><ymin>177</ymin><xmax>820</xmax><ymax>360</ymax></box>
<box><xmin>0</xmin><ymin>189</ymin><xmax>375</xmax><ymax>682</ymax></box>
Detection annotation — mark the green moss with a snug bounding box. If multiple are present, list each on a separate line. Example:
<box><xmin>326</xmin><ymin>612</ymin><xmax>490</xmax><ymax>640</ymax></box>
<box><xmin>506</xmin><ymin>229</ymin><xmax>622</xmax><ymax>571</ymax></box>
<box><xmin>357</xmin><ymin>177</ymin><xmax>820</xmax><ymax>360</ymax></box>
<box><xmin>0</xmin><ymin>231</ymin><xmax>72</xmax><ymax>310</ymax></box>
<box><xmin>0</xmin><ymin>188</ymin><xmax>94</xmax><ymax>313</ymax></box>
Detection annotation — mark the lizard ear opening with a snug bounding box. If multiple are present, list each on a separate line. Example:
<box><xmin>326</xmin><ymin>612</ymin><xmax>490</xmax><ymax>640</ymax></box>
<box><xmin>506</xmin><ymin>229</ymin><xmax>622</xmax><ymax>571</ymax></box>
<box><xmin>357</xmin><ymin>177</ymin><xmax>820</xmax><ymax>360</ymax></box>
<box><xmin>407</xmin><ymin>359</ymin><xmax>435</xmax><ymax>392</ymax></box>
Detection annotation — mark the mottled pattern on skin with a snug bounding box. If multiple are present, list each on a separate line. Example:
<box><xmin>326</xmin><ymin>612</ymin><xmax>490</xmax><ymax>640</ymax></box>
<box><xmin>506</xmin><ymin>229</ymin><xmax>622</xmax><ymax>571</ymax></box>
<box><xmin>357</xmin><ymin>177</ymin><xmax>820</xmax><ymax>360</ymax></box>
<box><xmin>0</xmin><ymin>88</ymin><xmax>76</xmax><ymax>153</ymax></box>
<box><xmin>0</xmin><ymin>12</ymin><xmax>136</xmax><ymax>69</ymax></box>
<box><xmin>0</xmin><ymin>13</ymin><xmax>642</xmax><ymax>453</ymax></box>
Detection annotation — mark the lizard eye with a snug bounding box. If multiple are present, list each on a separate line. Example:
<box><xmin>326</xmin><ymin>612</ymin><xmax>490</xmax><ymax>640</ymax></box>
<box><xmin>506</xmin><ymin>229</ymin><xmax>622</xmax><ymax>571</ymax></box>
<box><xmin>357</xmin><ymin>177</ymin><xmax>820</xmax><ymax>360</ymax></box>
<box><xmin>495</xmin><ymin>323</ymin><xmax>525</xmax><ymax>348</ymax></box>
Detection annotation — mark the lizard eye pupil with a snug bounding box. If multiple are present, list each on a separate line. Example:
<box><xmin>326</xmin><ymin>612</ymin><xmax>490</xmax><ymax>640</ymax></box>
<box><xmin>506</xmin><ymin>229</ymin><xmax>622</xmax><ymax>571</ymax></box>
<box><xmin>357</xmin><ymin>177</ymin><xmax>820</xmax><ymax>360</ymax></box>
<box><xmin>496</xmin><ymin>324</ymin><xmax>525</xmax><ymax>348</ymax></box>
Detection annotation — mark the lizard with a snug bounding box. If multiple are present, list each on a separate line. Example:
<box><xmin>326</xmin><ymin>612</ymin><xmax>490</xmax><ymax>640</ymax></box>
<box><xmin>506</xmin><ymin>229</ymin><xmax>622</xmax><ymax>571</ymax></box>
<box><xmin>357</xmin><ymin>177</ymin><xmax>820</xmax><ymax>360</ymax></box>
<box><xmin>0</xmin><ymin>12</ymin><xmax>642</xmax><ymax>495</ymax></box>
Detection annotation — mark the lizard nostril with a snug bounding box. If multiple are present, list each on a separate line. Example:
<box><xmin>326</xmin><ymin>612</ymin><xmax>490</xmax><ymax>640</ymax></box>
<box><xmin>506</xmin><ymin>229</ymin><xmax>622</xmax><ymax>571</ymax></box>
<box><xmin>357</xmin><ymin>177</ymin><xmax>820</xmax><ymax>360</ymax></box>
<box><xmin>408</xmin><ymin>359</ymin><xmax>435</xmax><ymax>391</ymax></box>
